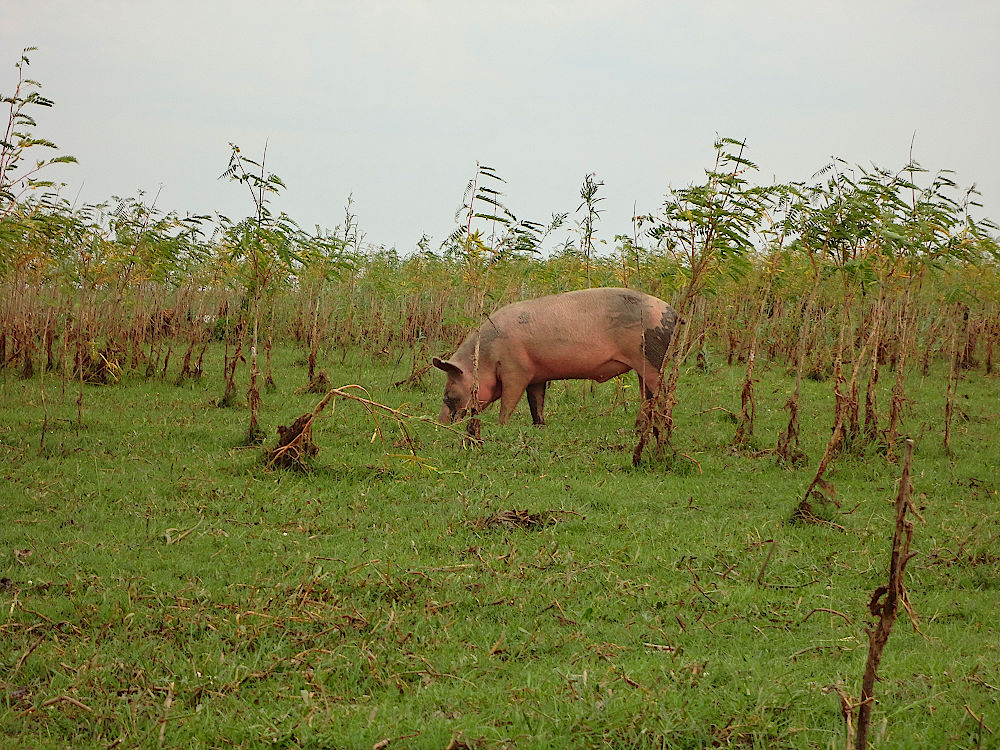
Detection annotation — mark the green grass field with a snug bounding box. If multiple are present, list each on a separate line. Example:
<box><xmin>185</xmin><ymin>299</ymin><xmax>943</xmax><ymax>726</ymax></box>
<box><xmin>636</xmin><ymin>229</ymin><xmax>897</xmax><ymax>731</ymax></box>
<box><xmin>1</xmin><ymin>346</ymin><xmax>998</xmax><ymax>749</ymax></box>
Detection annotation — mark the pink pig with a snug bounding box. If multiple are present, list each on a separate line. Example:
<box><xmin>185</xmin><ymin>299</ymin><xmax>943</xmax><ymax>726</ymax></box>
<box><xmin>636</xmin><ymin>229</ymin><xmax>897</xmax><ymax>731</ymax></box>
<box><xmin>432</xmin><ymin>287</ymin><xmax>677</xmax><ymax>425</ymax></box>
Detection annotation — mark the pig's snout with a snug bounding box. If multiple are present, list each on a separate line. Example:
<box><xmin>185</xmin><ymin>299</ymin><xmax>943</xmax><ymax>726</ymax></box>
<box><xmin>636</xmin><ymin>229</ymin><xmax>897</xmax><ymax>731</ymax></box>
<box><xmin>439</xmin><ymin>395</ymin><xmax>466</xmax><ymax>424</ymax></box>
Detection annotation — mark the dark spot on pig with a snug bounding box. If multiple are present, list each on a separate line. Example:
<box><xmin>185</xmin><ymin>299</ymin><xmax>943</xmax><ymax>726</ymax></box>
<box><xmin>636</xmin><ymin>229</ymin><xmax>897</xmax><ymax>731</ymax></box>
<box><xmin>642</xmin><ymin>311</ymin><xmax>677</xmax><ymax>369</ymax></box>
<box><xmin>642</xmin><ymin>327</ymin><xmax>670</xmax><ymax>369</ymax></box>
<box><xmin>518</xmin><ymin>312</ymin><xmax>531</xmax><ymax>324</ymax></box>
<box><xmin>480</xmin><ymin>325</ymin><xmax>502</xmax><ymax>352</ymax></box>
<box><xmin>608</xmin><ymin>294</ymin><xmax>644</xmax><ymax>330</ymax></box>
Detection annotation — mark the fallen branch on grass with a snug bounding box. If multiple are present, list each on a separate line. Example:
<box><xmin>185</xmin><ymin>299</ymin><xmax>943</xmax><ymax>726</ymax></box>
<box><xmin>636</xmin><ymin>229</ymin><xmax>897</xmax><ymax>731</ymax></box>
<box><xmin>21</xmin><ymin>694</ymin><xmax>93</xmax><ymax>715</ymax></box>
<box><xmin>801</xmin><ymin>608</ymin><xmax>853</xmax><ymax>625</ymax></box>
<box><xmin>264</xmin><ymin>384</ymin><xmax>470</xmax><ymax>470</ymax></box>
<box><xmin>12</xmin><ymin>635</ymin><xmax>44</xmax><ymax>676</ymax></box>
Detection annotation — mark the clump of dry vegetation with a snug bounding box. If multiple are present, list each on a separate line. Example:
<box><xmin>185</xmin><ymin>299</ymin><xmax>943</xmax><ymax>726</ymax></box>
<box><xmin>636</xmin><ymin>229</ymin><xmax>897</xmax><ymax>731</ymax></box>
<box><xmin>470</xmin><ymin>509</ymin><xmax>576</xmax><ymax>531</ymax></box>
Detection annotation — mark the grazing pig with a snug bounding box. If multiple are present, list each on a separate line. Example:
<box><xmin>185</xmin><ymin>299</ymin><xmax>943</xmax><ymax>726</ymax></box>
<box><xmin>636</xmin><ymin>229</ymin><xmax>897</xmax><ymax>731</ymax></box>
<box><xmin>432</xmin><ymin>288</ymin><xmax>677</xmax><ymax>426</ymax></box>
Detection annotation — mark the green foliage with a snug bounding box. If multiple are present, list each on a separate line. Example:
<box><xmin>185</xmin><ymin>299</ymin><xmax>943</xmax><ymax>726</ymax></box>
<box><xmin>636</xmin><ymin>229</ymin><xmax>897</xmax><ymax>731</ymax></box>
<box><xmin>1</xmin><ymin>48</ymin><xmax>77</xmax><ymax>218</ymax></box>
<box><xmin>576</xmin><ymin>172</ymin><xmax>604</xmax><ymax>286</ymax></box>
<box><xmin>442</xmin><ymin>163</ymin><xmax>550</xmax><ymax>265</ymax></box>
<box><xmin>640</xmin><ymin>138</ymin><xmax>776</xmax><ymax>299</ymax></box>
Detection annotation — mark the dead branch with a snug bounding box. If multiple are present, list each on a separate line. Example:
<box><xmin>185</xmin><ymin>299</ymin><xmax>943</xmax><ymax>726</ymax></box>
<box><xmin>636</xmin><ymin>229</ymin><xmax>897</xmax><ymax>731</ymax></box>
<box><xmin>756</xmin><ymin>540</ymin><xmax>777</xmax><ymax>585</ymax></box>
<box><xmin>265</xmin><ymin>384</ymin><xmax>470</xmax><ymax>469</ymax></box>
<box><xmin>801</xmin><ymin>608</ymin><xmax>853</xmax><ymax>625</ymax></box>
<box><xmin>825</xmin><ymin>684</ymin><xmax>859</xmax><ymax>750</ymax></box>
<box><xmin>12</xmin><ymin>635</ymin><xmax>44</xmax><ymax>676</ymax></box>
<box><xmin>856</xmin><ymin>438</ymin><xmax>918</xmax><ymax>750</ymax></box>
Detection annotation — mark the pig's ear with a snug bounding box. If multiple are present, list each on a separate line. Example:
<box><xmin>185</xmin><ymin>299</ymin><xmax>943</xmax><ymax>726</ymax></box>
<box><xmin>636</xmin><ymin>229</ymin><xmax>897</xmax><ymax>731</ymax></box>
<box><xmin>432</xmin><ymin>357</ymin><xmax>464</xmax><ymax>378</ymax></box>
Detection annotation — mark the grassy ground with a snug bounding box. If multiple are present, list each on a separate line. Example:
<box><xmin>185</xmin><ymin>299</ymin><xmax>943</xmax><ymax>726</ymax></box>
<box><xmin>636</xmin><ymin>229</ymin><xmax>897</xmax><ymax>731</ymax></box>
<box><xmin>1</xmin><ymin>344</ymin><xmax>998</xmax><ymax>749</ymax></box>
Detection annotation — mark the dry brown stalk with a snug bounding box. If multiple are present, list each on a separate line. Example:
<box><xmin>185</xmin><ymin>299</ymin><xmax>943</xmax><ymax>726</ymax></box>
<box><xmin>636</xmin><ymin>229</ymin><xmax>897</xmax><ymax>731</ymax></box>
<box><xmin>632</xmin><ymin>294</ymin><xmax>697</xmax><ymax>466</ymax></box>
<box><xmin>984</xmin><ymin>312</ymin><xmax>999</xmax><ymax>375</ymax></box>
<box><xmin>25</xmin><ymin>695</ymin><xmax>92</xmax><ymax>714</ymax></box>
<box><xmin>944</xmin><ymin>304</ymin><xmax>962</xmax><ymax>455</ymax></box>
<box><xmin>863</xmin><ymin>295</ymin><xmax>886</xmax><ymax>442</ymax></box>
<box><xmin>392</xmin><ymin>340</ymin><xmax>432</xmax><ymax>388</ymax></box>
<box><xmin>826</xmin><ymin>684</ymin><xmax>858</xmax><ymax>750</ymax></box>
<box><xmin>963</xmin><ymin>704</ymin><xmax>994</xmax><ymax>740</ymax></box>
<box><xmin>38</xmin><ymin>310</ymin><xmax>50</xmax><ymax>455</ymax></box>
<box><xmin>887</xmin><ymin>275</ymin><xmax>923</xmax><ymax>460</ymax></box>
<box><xmin>855</xmin><ymin>438</ymin><xmax>919</xmax><ymax>750</ymax></box>
<box><xmin>157</xmin><ymin>681</ymin><xmax>174</xmax><ymax>747</ymax></box>
<box><xmin>756</xmin><ymin>540</ymin><xmax>777</xmax><ymax>585</ymax></box>
<box><xmin>799</xmin><ymin>306</ymin><xmax>879</xmax><ymax>515</ymax></box>
<box><xmin>735</xmin><ymin>251</ymin><xmax>780</xmax><ymax>445</ymax></box>
<box><xmin>776</xmin><ymin>249</ymin><xmax>821</xmax><ymax>465</ymax></box>
<box><xmin>634</xmin><ymin>141</ymin><xmax>755</xmax><ymax>467</ymax></box>
<box><xmin>12</xmin><ymin>635</ymin><xmax>44</xmax><ymax>676</ymax></box>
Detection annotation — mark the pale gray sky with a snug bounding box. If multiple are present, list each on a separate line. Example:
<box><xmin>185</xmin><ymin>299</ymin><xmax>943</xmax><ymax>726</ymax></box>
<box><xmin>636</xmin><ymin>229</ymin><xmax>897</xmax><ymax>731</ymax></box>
<box><xmin>3</xmin><ymin>1</ymin><xmax>998</xmax><ymax>253</ymax></box>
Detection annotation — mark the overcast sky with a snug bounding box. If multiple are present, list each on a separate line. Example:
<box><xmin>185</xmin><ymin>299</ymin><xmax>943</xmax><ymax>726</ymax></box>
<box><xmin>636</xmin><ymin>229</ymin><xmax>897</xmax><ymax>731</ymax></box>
<box><xmin>3</xmin><ymin>1</ymin><xmax>998</xmax><ymax>254</ymax></box>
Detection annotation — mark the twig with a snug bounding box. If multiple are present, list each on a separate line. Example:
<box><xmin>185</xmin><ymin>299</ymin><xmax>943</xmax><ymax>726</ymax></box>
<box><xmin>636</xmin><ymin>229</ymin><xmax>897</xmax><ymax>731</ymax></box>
<box><xmin>40</xmin><ymin>695</ymin><xmax>92</xmax><ymax>712</ymax></box>
<box><xmin>488</xmin><ymin>630</ymin><xmax>506</xmax><ymax>656</ymax></box>
<box><xmin>266</xmin><ymin>384</ymin><xmax>469</xmax><ymax>469</ymax></box>
<box><xmin>695</xmin><ymin>406</ymin><xmax>737</xmax><ymax>418</ymax></box>
<box><xmin>685</xmin><ymin>565</ymin><xmax>716</xmax><ymax>605</ymax></box>
<box><xmin>373</xmin><ymin>732</ymin><xmax>421</xmax><ymax>750</ymax></box>
<box><xmin>643</xmin><ymin>642</ymin><xmax>677</xmax><ymax>653</ymax></box>
<box><xmin>164</xmin><ymin>517</ymin><xmax>203</xmax><ymax>545</ymax></box>
<box><xmin>760</xmin><ymin>579</ymin><xmax>820</xmax><ymax>590</ymax></box>
<box><xmin>801</xmin><ymin>608</ymin><xmax>853</xmax><ymax>625</ymax></box>
<box><xmin>12</xmin><ymin>635</ymin><xmax>44</xmax><ymax>675</ymax></box>
<box><xmin>790</xmin><ymin>645</ymin><xmax>835</xmax><ymax>659</ymax></box>
<box><xmin>158</xmin><ymin>681</ymin><xmax>174</xmax><ymax>747</ymax></box>
<box><xmin>333</xmin><ymin>384</ymin><xmax>469</xmax><ymax>438</ymax></box>
<box><xmin>677</xmin><ymin>452</ymin><xmax>703</xmax><ymax>473</ymax></box>
<box><xmin>756</xmin><ymin>540</ymin><xmax>777</xmax><ymax>585</ymax></box>
<box><xmin>825</xmin><ymin>684</ymin><xmax>859</xmax><ymax>749</ymax></box>
<box><xmin>964</xmin><ymin>704</ymin><xmax>993</xmax><ymax>738</ymax></box>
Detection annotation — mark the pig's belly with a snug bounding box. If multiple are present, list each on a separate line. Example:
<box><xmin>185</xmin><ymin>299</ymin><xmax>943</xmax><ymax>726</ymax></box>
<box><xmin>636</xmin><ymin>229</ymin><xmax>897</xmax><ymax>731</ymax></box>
<box><xmin>531</xmin><ymin>356</ymin><xmax>632</xmax><ymax>383</ymax></box>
